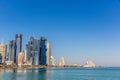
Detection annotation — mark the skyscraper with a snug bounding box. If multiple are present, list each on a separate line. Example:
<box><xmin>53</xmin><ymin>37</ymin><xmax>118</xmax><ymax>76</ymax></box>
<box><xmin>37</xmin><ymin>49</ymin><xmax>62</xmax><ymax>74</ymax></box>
<box><xmin>0</xmin><ymin>42</ymin><xmax>7</xmax><ymax>63</ymax></box>
<box><xmin>9</xmin><ymin>40</ymin><xmax>16</xmax><ymax>63</ymax></box>
<box><xmin>39</xmin><ymin>36</ymin><xmax>47</xmax><ymax>65</ymax></box>
<box><xmin>32</xmin><ymin>38</ymin><xmax>39</xmax><ymax>65</ymax></box>
<box><xmin>46</xmin><ymin>42</ymin><xmax>51</xmax><ymax>66</ymax></box>
<box><xmin>15</xmin><ymin>34</ymin><xmax>22</xmax><ymax>63</ymax></box>
<box><xmin>28</xmin><ymin>37</ymin><xmax>34</xmax><ymax>64</ymax></box>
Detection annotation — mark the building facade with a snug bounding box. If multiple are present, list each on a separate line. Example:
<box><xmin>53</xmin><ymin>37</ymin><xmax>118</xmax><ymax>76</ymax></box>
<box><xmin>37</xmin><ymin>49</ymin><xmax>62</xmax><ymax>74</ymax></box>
<box><xmin>46</xmin><ymin>42</ymin><xmax>51</xmax><ymax>66</ymax></box>
<box><xmin>17</xmin><ymin>52</ymin><xmax>24</xmax><ymax>67</ymax></box>
<box><xmin>23</xmin><ymin>50</ymin><xmax>27</xmax><ymax>64</ymax></box>
<box><xmin>0</xmin><ymin>43</ymin><xmax>7</xmax><ymax>63</ymax></box>
<box><xmin>0</xmin><ymin>54</ymin><xmax>2</xmax><ymax>63</ymax></box>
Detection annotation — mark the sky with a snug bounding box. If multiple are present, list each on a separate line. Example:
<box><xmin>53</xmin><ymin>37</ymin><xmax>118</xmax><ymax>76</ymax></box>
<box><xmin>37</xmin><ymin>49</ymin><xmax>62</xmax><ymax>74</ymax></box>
<box><xmin>0</xmin><ymin>0</ymin><xmax>120</xmax><ymax>67</ymax></box>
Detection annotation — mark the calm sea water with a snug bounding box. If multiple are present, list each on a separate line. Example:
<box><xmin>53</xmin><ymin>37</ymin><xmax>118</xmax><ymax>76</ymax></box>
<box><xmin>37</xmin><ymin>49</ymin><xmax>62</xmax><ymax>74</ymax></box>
<box><xmin>0</xmin><ymin>67</ymin><xmax>120</xmax><ymax>80</ymax></box>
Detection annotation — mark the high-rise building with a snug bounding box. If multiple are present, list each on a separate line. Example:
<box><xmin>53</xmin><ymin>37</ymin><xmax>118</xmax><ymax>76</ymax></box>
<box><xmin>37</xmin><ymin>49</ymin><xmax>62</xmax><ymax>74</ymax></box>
<box><xmin>46</xmin><ymin>42</ymin><xmax>51</xmax><ymax>66</ymax></box>
<box><xmin>0</xmin><ymin>42</ymin><xmax>7</xmax><ymax>63</ymax></box>
<box><xmin>9</xmin><ymin>40</ymin><xmax>16</xmax><ymax>63</ymax></box>
<box><xmin>39</xmin><ymin>36</ymin><xmax>47</xmax><ymax>65</ymax></box>
<box><xmin>33</xmin><ymin>38</ymin><xmax>39</xmax><ymax>65</ymax></box>
<box><xmin>15</xmin><ymin>34</ymin><xmax>22</xmax><ymax>63</ymax></box>
<box><xmin>9</xmin><ymin>41</ymin><xmax>12</xmax><ymax>61</ymax></box>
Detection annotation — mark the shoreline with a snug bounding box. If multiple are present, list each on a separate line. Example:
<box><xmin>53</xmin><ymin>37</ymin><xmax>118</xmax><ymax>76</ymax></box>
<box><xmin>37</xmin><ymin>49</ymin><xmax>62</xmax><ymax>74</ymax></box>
<box><xmin>0</xmin><ymin>64</ymin><xmax>102</xmax><ymax>69</ymax></box>
<box><xmin>0</xmin><ymin>64</ymin><xmax>84</xmax><ymax>69</ymax></box>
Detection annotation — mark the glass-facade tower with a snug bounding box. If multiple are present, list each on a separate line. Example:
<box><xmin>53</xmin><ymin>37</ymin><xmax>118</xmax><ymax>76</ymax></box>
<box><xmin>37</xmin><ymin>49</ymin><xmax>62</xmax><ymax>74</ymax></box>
<box><xmin>39</xmin><ymin>36</ymin><xmax>47</xmax><ymax>65</ymax></box>
<box><xmin>9</xmin><ymin>40</ymin><xmax>16</xmax><ymax>63</ymax></box>
<box><xmin>15</xmin><ymin>34</ymin><xmax>22</xmax><ymax>63</ymax></box>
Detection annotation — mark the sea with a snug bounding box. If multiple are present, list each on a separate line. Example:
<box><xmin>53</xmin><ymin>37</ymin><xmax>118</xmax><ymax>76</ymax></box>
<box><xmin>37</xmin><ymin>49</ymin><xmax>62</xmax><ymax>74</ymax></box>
<box><xmin>0</xmin><ymin>67</ymin><xmax>120</xmax><ymax>80</ymax></box>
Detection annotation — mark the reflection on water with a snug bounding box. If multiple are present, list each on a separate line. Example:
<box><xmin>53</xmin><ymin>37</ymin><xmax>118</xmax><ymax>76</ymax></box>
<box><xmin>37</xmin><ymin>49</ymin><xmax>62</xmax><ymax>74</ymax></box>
<box><xmin>0</xmin><ymin>67</ymin><xmax>120</xmax><ymax>80</ymax></box>
<box><xmin>0</xmin><ymin>68</ymin><xmax>51</xmax><ymax>80</ymax></box>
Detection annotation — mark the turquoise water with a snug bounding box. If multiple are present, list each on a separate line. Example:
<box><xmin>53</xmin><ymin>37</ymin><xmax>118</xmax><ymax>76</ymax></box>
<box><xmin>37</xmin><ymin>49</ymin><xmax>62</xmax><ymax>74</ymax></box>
<box><xmin>0</xmin><ymin>67</ymin><xmax>120</xmax><ymax>80</ymax></box>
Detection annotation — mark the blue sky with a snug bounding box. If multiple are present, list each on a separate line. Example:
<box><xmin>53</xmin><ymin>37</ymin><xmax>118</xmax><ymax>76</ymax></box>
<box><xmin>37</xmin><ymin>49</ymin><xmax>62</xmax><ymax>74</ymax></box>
<box><xmin>0</xmin><ymin>0</ymin><xmax>120</xmax><ymax>66</ymax></box>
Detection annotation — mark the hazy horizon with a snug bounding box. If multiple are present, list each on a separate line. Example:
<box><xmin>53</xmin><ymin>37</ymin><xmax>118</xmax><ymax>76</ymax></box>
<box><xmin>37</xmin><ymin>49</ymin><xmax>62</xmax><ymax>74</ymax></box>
<box><xmin>0</xmin><ymin>0</ymin><xmax>120</xmax><ymax>67</ymax></box>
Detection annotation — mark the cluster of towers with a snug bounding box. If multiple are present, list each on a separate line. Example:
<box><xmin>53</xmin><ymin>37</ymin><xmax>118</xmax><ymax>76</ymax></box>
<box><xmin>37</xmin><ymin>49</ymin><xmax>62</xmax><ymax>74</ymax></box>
<box><xmin>0</xmin><ymin>34</ymin><xmax>51</xmax><ymax>66</ymax></box>
<box><xmin>8</xmin><ymin>34</ymin><xmax>22</xmax><ymax>64</ymax></box>
<box><xmin>25</xmin><ymin>36</ymin><xmax>51</xmax><ymax>65</ymax></box>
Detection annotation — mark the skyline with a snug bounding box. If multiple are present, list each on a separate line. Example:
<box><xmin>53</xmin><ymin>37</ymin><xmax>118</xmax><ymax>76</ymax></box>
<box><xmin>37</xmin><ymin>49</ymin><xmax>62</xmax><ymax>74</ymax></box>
<box><xmin>1</xmin><ymin>34</ymin><xmax>51</xmax><ymax>66</ymax></box>
<box><xmin>0</xmin><ymin>0</ymin><xmax>120</xmax><ymax>66</ymax></box>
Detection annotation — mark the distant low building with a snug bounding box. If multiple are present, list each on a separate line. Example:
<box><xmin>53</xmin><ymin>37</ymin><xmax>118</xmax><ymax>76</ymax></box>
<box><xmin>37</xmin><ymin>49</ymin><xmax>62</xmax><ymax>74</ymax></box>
<box><xmin>51</xmin><ymin>56</ymin><xmax>56</xmax><ymax>66</ymax></box>
<box><xmin>58</xmin><ymin>57</ymin><xmax>65</xmax><ymax>67</ymax></box>
<box><xmin>84</xmin><ymin>60</ymin><xmax>96</xmax><ymax>67</ymax></box>
<box><xmin>5</xmin><ymin>61</ymin><xmax>13</xmax><ymax>65</ymax></box>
